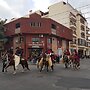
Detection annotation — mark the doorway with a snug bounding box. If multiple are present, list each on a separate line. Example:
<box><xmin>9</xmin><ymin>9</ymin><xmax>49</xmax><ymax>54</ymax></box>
<box><xmin>28</xmin><ymin>48</ymin><xmax>42</xmax><ymax>57</ymax></box>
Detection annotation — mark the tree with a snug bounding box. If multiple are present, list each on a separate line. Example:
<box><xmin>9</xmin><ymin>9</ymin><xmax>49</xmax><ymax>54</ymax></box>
<box><xmin>0</xmin><ymin>18</ymin><xmax>8</xmax><ymax>50</ymax></box>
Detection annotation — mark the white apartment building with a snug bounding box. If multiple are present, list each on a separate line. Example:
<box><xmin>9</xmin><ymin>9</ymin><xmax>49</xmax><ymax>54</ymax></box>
<box><xmin>47</xmin><ymin>1</ymin><xmax>90</xmax><ymax>57</ymax></box>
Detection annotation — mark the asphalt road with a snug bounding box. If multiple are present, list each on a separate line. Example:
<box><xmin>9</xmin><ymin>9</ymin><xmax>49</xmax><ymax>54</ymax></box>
<box><xmin>0</xmin><ymin>58</ymin><xmax>90</xmax><ymax>90</ymax></box>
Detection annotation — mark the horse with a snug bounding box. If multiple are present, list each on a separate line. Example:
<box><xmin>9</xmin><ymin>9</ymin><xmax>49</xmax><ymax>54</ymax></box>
<box><xmin>72</xmin><ymin>57</ymin><xmax>80</xmax><ymax>70</ymax></box>
<box><xmin>37</xmin><ymin>54</ymin><xmax>54</xmax><ymax>72</ymax></box>
<box><xmin>2</xmin><ymin>53</ymin><xmax>30</xmax><ymax>74</ymax></box>
<box><xmin>63</xmin><ymin>54</ymin><xmax>72</xmax><ymax>68</ymax></box>
<box><xmin>69</xmin><ymin>53</ymin><xmax>80</xmax><ymax>70</ymax></box>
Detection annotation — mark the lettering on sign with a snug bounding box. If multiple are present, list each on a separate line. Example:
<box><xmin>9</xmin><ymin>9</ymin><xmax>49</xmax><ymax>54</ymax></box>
<box><xmin>28</xmin><ymin>43</ymin><xmax>43</xmax><ymax>48</ymax></box>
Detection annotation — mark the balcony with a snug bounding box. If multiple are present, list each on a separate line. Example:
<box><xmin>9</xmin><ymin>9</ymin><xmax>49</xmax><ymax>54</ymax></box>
<box><xmin>81</xmin><ymin>32</ymin><xmax>85</xmax><ymax>39</ymax></box>
<box><xmin>80</xmin><ymin>18</ymin><xmax>85</xmax><ymax>25</ymax></box>
<box><xmin>81</xmin><ymin>25</ymin><xmax>85</xmax><ymax>31</ymax></box>
<box><xmin>86</xmin><ymin>31</ymin><xmax>90</xmax><ymax>36</ymax></box>
<box><xmin>15</xmin><ymin>28</ymin><xmax>20</xmax><ymax>34</ymax></box>
<box><xmin>78</xmin><ymin>38</ymin><xmax>86</xmax><ymax>46</ymax></box>
<box><xmin>70</xmin><ymin>19</ymin><xmax>76</xmax><ymax>28</ymax></box>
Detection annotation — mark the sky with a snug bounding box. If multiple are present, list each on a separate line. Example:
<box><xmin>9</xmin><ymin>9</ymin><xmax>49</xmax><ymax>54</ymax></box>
<box><xmin>0</xmin><ymin>0</ymin><xmax>90</xmax><ymax>25</ymax></box>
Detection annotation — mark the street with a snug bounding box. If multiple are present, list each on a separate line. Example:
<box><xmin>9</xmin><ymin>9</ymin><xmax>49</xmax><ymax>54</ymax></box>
<box><xmin>0</xmin><ymin>58</ymin><xmax>90</xmax><ymax>90</ymax></box>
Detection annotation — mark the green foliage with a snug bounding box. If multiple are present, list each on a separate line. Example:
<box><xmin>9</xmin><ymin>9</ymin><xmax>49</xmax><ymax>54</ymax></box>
<box><xmin>0</xmin><ymin>19</ymin><xmax>8</xmax><ymax>43</ymax></box>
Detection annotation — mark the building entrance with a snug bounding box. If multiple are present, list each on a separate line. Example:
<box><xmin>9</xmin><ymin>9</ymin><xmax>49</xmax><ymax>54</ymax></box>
<box><xmin>28</xmin><ymin>48</ymin><xmax>42</xmax><ymax>58</ymax></box>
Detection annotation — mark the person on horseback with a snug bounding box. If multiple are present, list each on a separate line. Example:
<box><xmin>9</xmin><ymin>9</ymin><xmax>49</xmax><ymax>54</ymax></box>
<box><xmin>15</xmin><ymin>47</ymin><xmax>23</xmax><ymax>57</ymax></box>
<box><xmin>15</xmin><ymin>47</ymin><xmax>30</xmax><ymax>71</ymax></box>
<box><xmin>63</xmin><ymin>49</ymin><xmax>70</xmax><ymax>68</ymax></box>
<box><xmin>1</xmin><ymin>50</ymin><xmax>8</xmax><ymax>72</ymax></box>
<box><xmin>46</xmin><ymin>54</ymin><xmax>54</xmax><ymax>71</ymax></box>
<box><xmin>5</xmin><ymin>48</ymin><xmax>16</xmax><ymax>74</ymax></box>
<box><xmin>72</xmin><ymin>50</ymin><xmax>80</xmax><ymax>69</ymax></box>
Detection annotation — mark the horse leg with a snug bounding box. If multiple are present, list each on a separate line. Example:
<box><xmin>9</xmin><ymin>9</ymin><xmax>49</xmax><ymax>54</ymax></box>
<box><xmin>4</xmin><ymin>64</ymin><xmax>11</xmax><ymax>72</ymax></box>
<box><xmin>40</xmin><ymin>65</ymin><xmax>43</xmax><ymax>72</ymax></box>
<box><xmin>51</xmin><ymin>65</ymin><xmax>54</xmax><ymax>71</ymax></box>
<box><xmin>46</xmin><ymin>62</ymin><xmax>48</xmax><ymax>72</ymax></box>
<box><xmin>46</xmin><ymin>65</ymin><xmax>48</xmax><ymax>72</ymax></box>
<box><xmin>2</xmin><ymin>62</ymin><xmax>7</xmax><ymax>72</ymax></box>
<box><xmin>13</xmin><ymin>64</ymin><xmax>16</xmax><ymax>74</ymax></box>
<box><xmin>20</xmin><ymin>60</ymin><xmax>25</xmax><ymax>72</ymax></box>
<box><xmin>21</xmin><ymin>63</ymin><xmax>25</xmax><ymax>72</ymax></box>
<box><xmin>65</xmin><ymin>62</ymin><xmax>68</xmax><ymax>68</ymax></box>
<box><xmin>25</xmin><ymin>61</ymin><xmax>30</xmax><ymax>71</ymax></box>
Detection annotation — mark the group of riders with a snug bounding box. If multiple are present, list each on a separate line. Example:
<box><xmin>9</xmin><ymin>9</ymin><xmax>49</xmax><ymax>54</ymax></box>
<box><xmin>1</xmin><ymin>47</ymin><xmax>80</xmax><ymax>74</ymax></box>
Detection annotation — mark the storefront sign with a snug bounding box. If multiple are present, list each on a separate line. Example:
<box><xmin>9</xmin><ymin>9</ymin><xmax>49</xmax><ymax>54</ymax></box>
<box><xmin>28</xmin><ymin>43</ymin><xmax>43</xmax><ymax>48</ymax></box>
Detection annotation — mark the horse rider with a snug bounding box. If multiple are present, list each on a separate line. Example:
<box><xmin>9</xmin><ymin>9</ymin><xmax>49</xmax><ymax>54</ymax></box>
<box><xmin>1</xmin><ymin>50</ymin><xmax>8</xmax><ymax>72</ymax></box>
<box><xmin>5</xmin><ymin>48</ymin><xmax>16</xmax><ymax>74</ymax></box>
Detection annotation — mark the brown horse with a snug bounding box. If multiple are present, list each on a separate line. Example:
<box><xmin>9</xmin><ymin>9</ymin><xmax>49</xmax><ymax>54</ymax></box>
<box><xmin>2</xmin><ymin>54</ymin><xmax>30</xmax><ymax>74</ymax></box>
<box><xmin>37</xmin><ymin>54</ymin><xmax>54</xmax><ymax>72</ymax></box>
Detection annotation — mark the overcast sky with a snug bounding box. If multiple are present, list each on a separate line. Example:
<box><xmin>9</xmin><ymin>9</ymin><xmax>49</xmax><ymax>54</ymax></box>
<box><xmin>0</xmin><ymin>0</ymin><xmax>90</xmax><ymax>25</ymax></box>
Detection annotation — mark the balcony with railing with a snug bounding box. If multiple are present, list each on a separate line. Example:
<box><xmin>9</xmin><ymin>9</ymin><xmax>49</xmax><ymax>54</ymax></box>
<box><xmin>70</xmin><ymin>18</ymin><xmax>76</xmax><ymax>27</ymax></box>
<box><xmin>69</xmin><ymin>12</ymin><xmax>76</xmax><ymax>28</ymax></box>
<box><xmin>15</xmin><ymin>28</ymin><xmax>20</xmax><ymax>34</ymax></box>
<box><xmin>86</xmin><ymin>36</ymin><xmax>90</xmax><ymax>41</ymax></box>
<box><xmin>81</xmin><ymin>32</ymin><xmax>85</xmax><ymax>38</ymax></box>
<box><xmin>81</xmin><ymin>25</ymin><xmax>85</xmax><ymax>31</ymax></box>
<box><xmin>80</xmin><ymin>18</ymin><xmax>85</xmax><ymax>25</ymax></box>
<box><xmin>70</xmin><ymin>37</ymin><xmax>77</xmax><ymax>44</ymax></box>
<box><xmin>86</xmin><ymin>30</ymin><xmax>90</xmax><ymax>36</ymax></box>
<box><xmin>78</xmin><ymin>38</ymin><xmax>86</xmax><ymax>46</ymax></box>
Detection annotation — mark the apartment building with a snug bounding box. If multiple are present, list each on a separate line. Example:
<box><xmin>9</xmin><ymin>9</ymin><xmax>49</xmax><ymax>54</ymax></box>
<box><xmin>46</xmin><ymin>1</ymin><xmax>90</xmax><ymax>57</ymax></box>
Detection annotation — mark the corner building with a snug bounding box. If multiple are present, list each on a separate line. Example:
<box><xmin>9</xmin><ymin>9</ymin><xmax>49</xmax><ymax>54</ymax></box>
<box><xmin>5</xmin><ymin>13</ymin><xmax>72</xmax><ymax>59</ymax></box>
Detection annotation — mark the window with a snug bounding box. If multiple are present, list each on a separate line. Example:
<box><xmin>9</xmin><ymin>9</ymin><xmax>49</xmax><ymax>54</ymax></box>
<box><xmin>73</xmin><ymin>30</ymin><xmax>76</xmax><ymax>35</ymax></box>
<box><xmin>31</xmin><ymin>22</ymin><xmax>35</xmax><ymax>27</ymax></box>
<box><xmin>78</xmin><ymin>38</ymin><xmax>82</xmax><ymax>45</ymax></box>
<box><xmin>15</xmin><ymin>23</ymin><xmax>20</xmax><ymax>28</ymax></box>
<box><xmin>30</xmin><ymin>22</ymin><xmax>41</xmax><ymax>27</ymax></box>
<box><xmin>37</xmin><ymin>22</ymin><xmax>41</xmax><ymax>27</ymax></box>
<box><xmin>80</xmin><ymin>18</ymin><xmax>84</xmax><ymax>24</ymax></box>
<box><xmin>51</xmin><ymin>24</ymin><xmax>56</xmax><ymax>30</ymax></box>
<box><xmin>81</xmin><ymin>25</ymin><xmax>85</xmax><ymax>31</ymax></box>
<box><xmin>70</xmin><ymin>26</ymin><xmax>76</xmax><ymax>31</ymax></box>
<box><xmin>73</xmin><ymin>37</ymin><xmax>77</xmax><ymax>44</ymax></box>
<box><xmin>86</xmin><ymin>30</ymin><xmax>90</xmax><ymax>34</ymax></box>
<box><xmin>88</xmin><ymin>42</ymin><xmax>90</xmax><ymax>47</ymax></box>
<box><xmin>82</xmin><ymin>39</ymin><xmax>86</xmax><ymax>46</ymax></box>
<box><xmin>81</xmin><ymin>32</ymin><xmax>85</xmax><ymax>38</ymax></box>
<box><xmin>48</xmin><ymin>38</ymin><xmax>52</xmax><ymax>44</ymax></box>
<box><xmin>32</xmin><ymin>38</ymin><xmax>40</xmax><ymax>42</ymax></box>
<box><xmin>70</xmin><ymin>18</ymin><xmax>76</xmax><ymax>26</ymax></box>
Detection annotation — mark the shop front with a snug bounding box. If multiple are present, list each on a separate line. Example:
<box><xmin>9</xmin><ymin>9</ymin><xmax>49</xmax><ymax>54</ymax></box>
<box><xmin>27</xmin><ymin>42</ymin><xmax>43</xmax><ymax>58</ymax></box>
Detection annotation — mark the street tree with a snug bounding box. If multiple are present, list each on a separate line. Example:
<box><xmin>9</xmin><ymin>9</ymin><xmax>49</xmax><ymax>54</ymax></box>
<box><xmin>0</xmin><ymin>18</ymin><xmax>8</xmax><ymax>50</ymax></box>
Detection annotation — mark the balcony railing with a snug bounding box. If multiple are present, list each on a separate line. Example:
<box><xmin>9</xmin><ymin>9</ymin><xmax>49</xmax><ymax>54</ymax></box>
<box><xmin>15</xmin><ymin>28</ymin><xmax>20</xmax><ymax>34</ymax></box>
